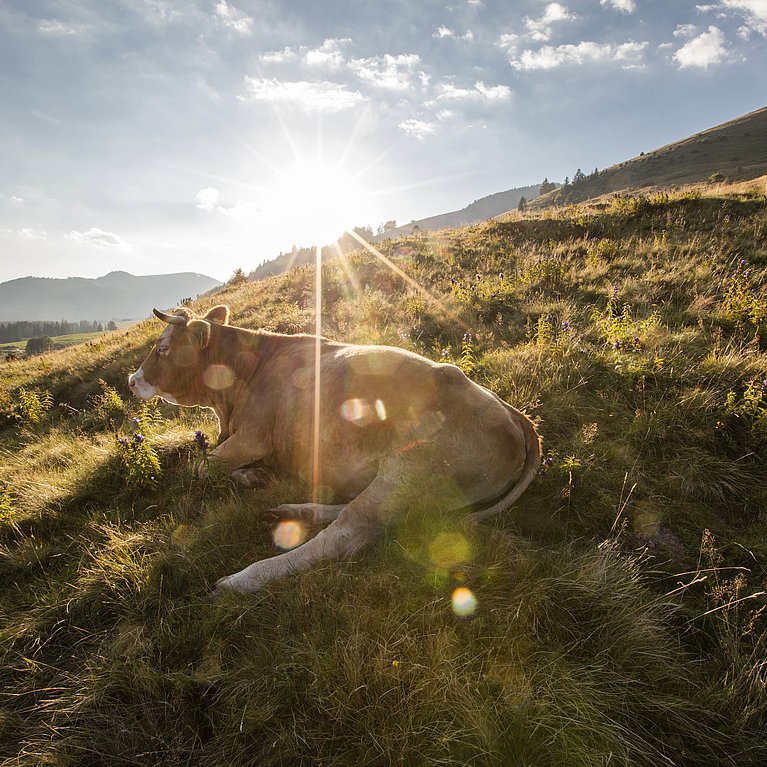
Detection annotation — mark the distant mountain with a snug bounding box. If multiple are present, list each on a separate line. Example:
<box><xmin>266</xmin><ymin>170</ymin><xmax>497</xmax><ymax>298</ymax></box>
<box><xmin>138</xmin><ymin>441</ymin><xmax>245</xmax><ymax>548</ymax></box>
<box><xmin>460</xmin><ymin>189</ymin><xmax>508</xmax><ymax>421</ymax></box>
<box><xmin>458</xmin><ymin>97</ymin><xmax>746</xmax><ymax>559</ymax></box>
<box><xmin>532</xmin><ymin>105</ymin><xmax>767</xmax><ymax>209</ymax></box>
<box><xmin>375</xmin><ymin>183</ymin><xmax>546</xmax><ymax>240</ymax></box>
<box><xmin>0</xmin><ymin>270</ymin><xmax>222</xmax><ymax>322</ymax></box>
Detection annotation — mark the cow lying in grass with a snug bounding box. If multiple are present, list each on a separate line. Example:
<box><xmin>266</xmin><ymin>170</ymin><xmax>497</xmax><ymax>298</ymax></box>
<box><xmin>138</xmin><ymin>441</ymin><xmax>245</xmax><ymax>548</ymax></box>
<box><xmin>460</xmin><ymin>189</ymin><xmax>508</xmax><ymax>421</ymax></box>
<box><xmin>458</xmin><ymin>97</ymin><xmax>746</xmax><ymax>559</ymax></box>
<box><xmin>128</xmin><ymin>305</ymin><xmax>541</xmax><ymax>595</ymax></box>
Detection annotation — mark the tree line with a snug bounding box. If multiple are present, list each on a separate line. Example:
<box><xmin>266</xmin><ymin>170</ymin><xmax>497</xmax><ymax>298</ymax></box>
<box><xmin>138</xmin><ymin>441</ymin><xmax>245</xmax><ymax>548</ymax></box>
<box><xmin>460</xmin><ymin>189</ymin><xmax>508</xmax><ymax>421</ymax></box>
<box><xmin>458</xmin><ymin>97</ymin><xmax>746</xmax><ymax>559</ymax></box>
<box><xmin>0</xmin><ymin>319</ymin><xmax>117</xmax><ymax>344</ymax></box>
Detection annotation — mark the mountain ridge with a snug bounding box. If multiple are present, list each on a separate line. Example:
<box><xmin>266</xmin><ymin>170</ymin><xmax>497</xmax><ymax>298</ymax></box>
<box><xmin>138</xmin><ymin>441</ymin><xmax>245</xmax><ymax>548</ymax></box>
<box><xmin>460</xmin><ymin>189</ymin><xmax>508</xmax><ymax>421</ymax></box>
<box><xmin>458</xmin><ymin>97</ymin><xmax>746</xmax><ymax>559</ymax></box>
<box><xmin>0</xmin><ymin>271</ymin><xmax>222</xmax><ymax>322</ymax></box>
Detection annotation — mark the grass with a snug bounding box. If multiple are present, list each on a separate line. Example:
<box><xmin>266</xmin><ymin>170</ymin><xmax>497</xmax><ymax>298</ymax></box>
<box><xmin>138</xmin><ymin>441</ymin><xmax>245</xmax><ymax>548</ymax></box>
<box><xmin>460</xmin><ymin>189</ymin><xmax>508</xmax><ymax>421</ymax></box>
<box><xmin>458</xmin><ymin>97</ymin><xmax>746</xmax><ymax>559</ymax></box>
<box><xmin>1</xmin><ymin>178</ymin><xmax>767</xmax><ymax>765</ymax></box>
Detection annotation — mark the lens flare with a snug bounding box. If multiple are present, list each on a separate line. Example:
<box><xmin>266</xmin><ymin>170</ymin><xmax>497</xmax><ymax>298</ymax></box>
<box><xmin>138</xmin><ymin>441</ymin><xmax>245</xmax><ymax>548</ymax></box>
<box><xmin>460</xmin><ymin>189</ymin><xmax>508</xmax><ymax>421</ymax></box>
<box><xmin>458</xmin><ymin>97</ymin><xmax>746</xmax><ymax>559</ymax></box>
<box><xmin>203</xmin><ymin>364</ymin><xmax>235</xmax><ymax>390</ymax></box>
<box><xmin>451</xmin><ymin>587</ymin><xmax>478</xmax><ymax>617</ymax></box>
<box><xmin>273</xmin><ymin>520</ymin><xmax>306</xmax><ymax>551</ymax></box>
<box><xmin>428</xmin><ymin>531</ymin><xmax>472</xmax><ymax>569</ymax></box>
<box><xmin>340</xmin><ymin>398</ymin><xmax>373</xmax><ymax>426</ymax></box>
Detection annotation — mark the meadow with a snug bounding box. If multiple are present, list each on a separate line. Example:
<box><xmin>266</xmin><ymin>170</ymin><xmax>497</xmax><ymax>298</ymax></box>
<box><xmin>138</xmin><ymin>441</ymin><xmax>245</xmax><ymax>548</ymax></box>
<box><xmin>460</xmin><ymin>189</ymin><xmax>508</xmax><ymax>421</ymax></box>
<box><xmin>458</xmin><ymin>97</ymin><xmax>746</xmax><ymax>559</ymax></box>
<box><xmin>1</xmin><ymin>178</ymin><xmax>766</xmax><ymax>766</ymax></box>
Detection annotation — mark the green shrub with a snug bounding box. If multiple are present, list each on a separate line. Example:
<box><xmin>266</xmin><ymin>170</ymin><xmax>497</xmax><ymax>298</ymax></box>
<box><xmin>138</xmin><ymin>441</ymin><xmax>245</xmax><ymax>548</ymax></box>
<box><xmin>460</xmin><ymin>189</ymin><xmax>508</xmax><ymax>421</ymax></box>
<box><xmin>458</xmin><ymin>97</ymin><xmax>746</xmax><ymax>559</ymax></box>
<box><xmin>13</xmin><ymin>387</ymin><xmax>53</xmax><ymax>424</ymax></box>
<box><xmin>116</xmin><ymin>432</ymin><xmax>161</xmax><ymax>488</ymax></box>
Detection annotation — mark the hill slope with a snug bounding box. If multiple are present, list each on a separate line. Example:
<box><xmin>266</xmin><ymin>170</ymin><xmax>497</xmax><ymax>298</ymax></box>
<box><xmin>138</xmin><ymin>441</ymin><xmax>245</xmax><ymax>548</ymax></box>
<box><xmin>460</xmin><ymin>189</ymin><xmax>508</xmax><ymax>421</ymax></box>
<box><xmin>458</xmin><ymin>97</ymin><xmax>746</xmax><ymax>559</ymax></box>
<box><xmin>376</xmin><ymin>183</ymin><xmax>544</xmax><ymax>239</ymax></box>
<box><xmin>0</xmin><ymin>270</ymin><xmax>222</xmax><ymax>322</ymax></box>
<box><xmin>533</xmin><ymin>105</ymin><xmax>767</xmax><ymax>208</ymax></box>
<box><xmin>1</xmin><ymin>178</ymin><xmax>766</xmax><ymax>766</ymax></box>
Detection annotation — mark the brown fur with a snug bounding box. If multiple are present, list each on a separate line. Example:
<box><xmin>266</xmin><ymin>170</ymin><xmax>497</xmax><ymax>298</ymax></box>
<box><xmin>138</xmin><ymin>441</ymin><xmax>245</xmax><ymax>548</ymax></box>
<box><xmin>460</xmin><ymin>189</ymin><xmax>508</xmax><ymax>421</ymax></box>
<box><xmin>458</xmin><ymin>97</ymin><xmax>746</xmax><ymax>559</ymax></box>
<box><xmin>129</xmin><ymin>305</ymin><xmax>541</xmax><ymax>594</ymax></box>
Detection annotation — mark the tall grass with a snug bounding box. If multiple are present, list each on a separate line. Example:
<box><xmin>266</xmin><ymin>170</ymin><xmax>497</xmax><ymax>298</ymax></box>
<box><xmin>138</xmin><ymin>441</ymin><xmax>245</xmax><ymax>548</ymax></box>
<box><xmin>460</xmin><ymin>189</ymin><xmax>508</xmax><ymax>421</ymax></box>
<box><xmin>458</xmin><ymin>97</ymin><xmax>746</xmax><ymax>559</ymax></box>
<box><xmin>1</xmin><ymin>180</ymin><xmax>766</xmax><ymax>765</ymax></box>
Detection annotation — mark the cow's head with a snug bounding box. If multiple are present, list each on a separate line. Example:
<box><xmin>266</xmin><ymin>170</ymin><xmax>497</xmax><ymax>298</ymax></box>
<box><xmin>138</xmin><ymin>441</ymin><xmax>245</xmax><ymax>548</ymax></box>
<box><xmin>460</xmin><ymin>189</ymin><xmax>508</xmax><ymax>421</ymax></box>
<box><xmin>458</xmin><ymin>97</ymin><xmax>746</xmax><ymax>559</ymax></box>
<box><xmin>128</xmin><ymin>305</ymin><xmax>230</xmax><ymax>405</ymax></box>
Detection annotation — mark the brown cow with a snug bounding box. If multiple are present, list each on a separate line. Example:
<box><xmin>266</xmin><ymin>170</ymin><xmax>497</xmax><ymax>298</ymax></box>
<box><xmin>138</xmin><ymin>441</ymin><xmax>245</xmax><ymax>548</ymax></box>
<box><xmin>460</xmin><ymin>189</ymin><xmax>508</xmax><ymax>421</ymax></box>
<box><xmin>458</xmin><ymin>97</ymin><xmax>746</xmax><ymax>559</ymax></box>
<box><xmin>128</xmin><ymin>305</ymin><xmax>541</xmax><ymax>595</ymax></box>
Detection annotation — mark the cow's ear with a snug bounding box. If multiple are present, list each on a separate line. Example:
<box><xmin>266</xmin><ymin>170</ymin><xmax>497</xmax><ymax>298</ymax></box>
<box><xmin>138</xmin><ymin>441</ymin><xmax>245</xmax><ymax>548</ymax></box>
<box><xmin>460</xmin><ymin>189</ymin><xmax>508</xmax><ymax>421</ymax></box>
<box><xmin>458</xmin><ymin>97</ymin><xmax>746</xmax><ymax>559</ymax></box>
<box><xmin>187</xmin><ymin>319</ymin><xmax>211</xmax><ymax>349</ymax></box>
<box><xmin>205</xmin><ymin>305</ymin><xmax>230</xmax><ymax>326</ymax></box>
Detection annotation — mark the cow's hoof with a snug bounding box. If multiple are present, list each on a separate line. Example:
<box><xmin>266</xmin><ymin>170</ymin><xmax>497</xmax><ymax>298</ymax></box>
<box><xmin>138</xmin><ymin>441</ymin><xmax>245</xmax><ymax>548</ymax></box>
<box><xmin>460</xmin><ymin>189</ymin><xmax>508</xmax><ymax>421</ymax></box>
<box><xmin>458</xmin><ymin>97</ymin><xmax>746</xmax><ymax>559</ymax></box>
<box><xmin>263</xmin><ymin>503</ymin><xmax>305</xmax><ymax>524</ymax></box>
<box><xmin>231</xmin><ymin>466</ymin><xmax>271</xmax><ymax>488</ymax></box>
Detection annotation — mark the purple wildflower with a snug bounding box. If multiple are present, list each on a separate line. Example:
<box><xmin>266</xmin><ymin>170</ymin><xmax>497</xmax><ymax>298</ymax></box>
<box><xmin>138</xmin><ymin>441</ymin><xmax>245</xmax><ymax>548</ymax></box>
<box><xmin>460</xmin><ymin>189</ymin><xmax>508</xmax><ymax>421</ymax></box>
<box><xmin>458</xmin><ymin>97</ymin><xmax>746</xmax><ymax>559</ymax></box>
<box><xmin>463</xmin><ymin>332</ymin><xmax>472</xmax><ymax>343</ymax></box>
<box><xmin>133</xmin><ymin>433</ymin><xmax>145</xmax><ymax>444</ymax></box>
<box><xmin>117</xmin><ymin>438</ymin><xmax>128</xmax><ymax>447</ymax></box>
<box><xmin>613</xmin><ymin>339</ymin><xmax>622</xmax><ymax>350</ymax></box>
<box><xmin>194</xmin><ymin>430</ymin><xmax>209</xmax><ymax>454</ymax></box>
<box><xmin>562</xmin><ymin>321</ymin><xmax>571</xmax><ymax>332</ymax></box>
<box><xmin>131</xmin><ymin>417</ymin><xmax>139</xmax><ymax>430</ymax></box>
<box><xmin>440</xmin><ymin>348</ymin><xmax>450</xmax><ymax>358</ymax></box>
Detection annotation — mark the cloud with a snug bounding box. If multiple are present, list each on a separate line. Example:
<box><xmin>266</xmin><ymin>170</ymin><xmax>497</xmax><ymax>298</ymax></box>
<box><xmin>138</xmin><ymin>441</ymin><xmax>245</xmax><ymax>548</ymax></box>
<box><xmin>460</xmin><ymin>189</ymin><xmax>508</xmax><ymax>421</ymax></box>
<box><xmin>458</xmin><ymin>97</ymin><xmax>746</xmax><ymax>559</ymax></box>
<box><xmin>398</xmin><ymin>119</ymin><xmax>437</xmax><ymax>139</ymax></box>
<box><xmin>434</xmin><ymin>26</ymin><xmax>454</xmax><ymax>38</ymax></box>
<box><xmin>524</xmin><ymin>3</ymin><xmax>575</xmax><ymax>42</ymax></box>
<box><xmin>37</xmin><ymin>20</ymin><xmax>79</xmax><ymax>35</ymax></box>
<box><xmin>305</xmin><ymin>38</ymin><xmax>351</xmax><ymax>69</ymax></box>
<box><xmin>673</xmin><ymin>26</ymin><xmax>728</xmax><ymax>68</ymax></box>
<box><xmin>196</xmin><ymin>188</ymin><xmax>257</xmax><ymax>218</ymax></box>
<box><xmin>674</xmin><ymin>24</ymin><xmax>699</xmax><ymax>38</ymax></box>
<box><xmin>259</xmin><ymin>48</ymin><xmax>297</xmax><ymax>64</ymax></box>
<box><xmin>600</xmin><ymin>0</ymin><xmax>636</xmax><ymax>12</ymax></box>
<box><xmin>214</xmin><ymin>0</ymin><xmax>252</xmax><ymax>34</ymax></box>
<box><xmin>18</xmin><ymin>228</ymin><xmax>48</xmax><ymax>240</ymax></box>
<box><xmin>429</xmin><ymin>81</ymin><xmax>512</xmax><ymax>105</ymax></box>
<box><xmin>196</xmin><ymin>188</ymin><xmax>220</xmax><ymax>212</ymax></box>
<box><xmin>241</xmin><ymin>77</ymin><xmax>366</xmax><ymax>112</ymax></box>
<box><xmin>349</xmin><ymin>54</ymin><xmax>423</xmax><ymax>91</ymax></box>
<box><xmin>68</xmin><ymin>228</ymin><xmax>127</xmax><ymax>247</ymax></box>
<box><xmin>135</xmin><ymin>0</ymin><xmax>187</xmax><ymax>24</ymax></box>
<box><xmin>722</xmin><ymin>0</ymin><xmax>767</xmax><ymax>35</ymax></box>
<box><xmin>512</xmin><ymin>40</ymin><xmax>648</xmax><ymax>69</ymax></box>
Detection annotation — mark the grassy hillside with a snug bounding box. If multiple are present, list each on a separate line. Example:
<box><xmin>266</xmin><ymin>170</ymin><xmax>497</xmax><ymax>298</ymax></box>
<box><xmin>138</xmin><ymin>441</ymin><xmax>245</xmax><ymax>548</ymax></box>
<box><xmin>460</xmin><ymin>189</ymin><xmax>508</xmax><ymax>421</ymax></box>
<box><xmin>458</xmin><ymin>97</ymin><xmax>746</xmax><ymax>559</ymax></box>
<box><xmin>1</xmin><ymin>178</ymin><xmax>767</xmax><ymax>766</ymax></box>
<box><xmin>533</xmin><ymin>105</ymin><xmax>767</xmax><ymax>209</ymax></box>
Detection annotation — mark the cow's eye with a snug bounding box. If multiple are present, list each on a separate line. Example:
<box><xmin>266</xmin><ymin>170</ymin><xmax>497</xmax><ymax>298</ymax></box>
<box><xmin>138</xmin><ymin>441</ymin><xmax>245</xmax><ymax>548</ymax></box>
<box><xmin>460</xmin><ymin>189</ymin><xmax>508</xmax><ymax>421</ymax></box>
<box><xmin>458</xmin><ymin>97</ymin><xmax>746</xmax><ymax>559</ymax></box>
<box><xmin>157</xmin><ymin>346</ymin><xmax>170</xmax><ymax>357</ymax></box>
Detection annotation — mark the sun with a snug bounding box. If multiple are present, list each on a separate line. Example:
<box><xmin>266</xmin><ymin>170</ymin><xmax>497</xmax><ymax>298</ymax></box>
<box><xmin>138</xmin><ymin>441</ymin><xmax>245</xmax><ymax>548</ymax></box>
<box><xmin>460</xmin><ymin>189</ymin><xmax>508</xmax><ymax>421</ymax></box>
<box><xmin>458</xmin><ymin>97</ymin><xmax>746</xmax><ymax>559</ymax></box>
<box><xmin>268</xmin><ymin>158</ymin><xmax>369</xmax><ymax>246</ymax></box>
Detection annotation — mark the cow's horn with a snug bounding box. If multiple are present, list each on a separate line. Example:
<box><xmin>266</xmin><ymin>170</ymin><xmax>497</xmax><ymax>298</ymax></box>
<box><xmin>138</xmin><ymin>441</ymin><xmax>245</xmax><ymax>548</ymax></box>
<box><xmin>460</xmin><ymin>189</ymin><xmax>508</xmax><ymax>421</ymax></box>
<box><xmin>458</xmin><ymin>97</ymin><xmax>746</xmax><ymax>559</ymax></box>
<box><xmin>153</xmin><ymin>308</ymin><xmax>187</xmax><ymax>325</ymax></box>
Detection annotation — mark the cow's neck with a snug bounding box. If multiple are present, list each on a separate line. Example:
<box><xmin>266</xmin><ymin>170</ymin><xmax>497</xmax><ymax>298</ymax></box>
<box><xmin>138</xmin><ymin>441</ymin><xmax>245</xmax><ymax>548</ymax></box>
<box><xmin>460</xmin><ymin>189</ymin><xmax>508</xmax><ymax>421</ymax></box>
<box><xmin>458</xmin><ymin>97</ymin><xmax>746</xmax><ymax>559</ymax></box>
<box><xmin>201</xmin><ymin>324</ymin><xmax>267</xmax><ymax>436</ymax></box>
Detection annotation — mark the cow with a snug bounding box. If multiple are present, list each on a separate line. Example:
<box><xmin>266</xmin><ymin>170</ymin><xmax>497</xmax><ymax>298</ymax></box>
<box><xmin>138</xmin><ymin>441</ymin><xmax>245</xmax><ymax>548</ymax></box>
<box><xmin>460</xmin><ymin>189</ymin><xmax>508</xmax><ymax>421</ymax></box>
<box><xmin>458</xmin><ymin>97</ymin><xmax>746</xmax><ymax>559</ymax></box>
<box><xmin>128</xmin><ymin>305</ymin><xmax>541</xmax><ymax>596</ymax></box>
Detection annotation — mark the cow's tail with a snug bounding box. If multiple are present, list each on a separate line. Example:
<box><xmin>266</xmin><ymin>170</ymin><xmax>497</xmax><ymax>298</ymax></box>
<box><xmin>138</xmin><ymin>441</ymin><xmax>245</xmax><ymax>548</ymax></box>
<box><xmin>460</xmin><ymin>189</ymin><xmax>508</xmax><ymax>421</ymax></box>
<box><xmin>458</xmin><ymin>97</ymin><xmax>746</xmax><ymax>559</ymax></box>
<box><xmin>470</xmin><ymin>408</ymin><xmax>542</xmax><ymax>522</ymax></box>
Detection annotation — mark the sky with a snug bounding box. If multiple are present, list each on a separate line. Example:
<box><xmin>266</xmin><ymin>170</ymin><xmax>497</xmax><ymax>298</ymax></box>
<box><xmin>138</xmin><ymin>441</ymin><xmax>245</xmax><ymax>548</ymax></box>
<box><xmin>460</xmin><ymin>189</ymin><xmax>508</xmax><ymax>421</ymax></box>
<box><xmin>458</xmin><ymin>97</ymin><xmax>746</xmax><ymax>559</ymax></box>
<box><xmin>0</xmin><ymin>0</ymin><xmax>765</xmax><ymax>284</ymax></box>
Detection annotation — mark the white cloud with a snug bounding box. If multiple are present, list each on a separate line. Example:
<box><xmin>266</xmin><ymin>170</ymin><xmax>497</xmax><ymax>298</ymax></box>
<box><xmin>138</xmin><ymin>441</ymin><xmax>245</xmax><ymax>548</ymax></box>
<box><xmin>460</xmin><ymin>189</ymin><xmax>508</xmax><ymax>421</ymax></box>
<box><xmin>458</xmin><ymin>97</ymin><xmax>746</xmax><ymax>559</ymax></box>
<box><xmin>511</xmin><ymin>40</ymin><xmax>648</xmax><ymax>69</ymax></box>
<box><xmin>497</xmin><ymin>32</ymin><xmax>519</xmax><ymax>54</ymax></box>
<box><xmin>722</xmin><ymin>0</ymin><xmax>767</xmax><ymax>35</ymax></box>
<box><xmin>474</xmin><ymin>81</ymin><xmax>512</xmax><ymax>101</ymax></box>
<box><xmin>434</xmin><ymin>26</ymin><xmax>454</xmax><ymax>38</ymax></box>
<box><xmin>37</xmin><ymin>19</ymin><xmax>78</xmax><ymax>35</ymax></box>
<box><xmin>259</xmin><ymin>47</ymin><xmax>297</xmax><ymax>64</ymax></box>
<box><xmin>18</xmin><ymin>228</ymin><xmax>47</xmax><ymax>240</ymax></box>
<box><xmin>431</xmin><ymin>81</ymin><xmax>511</xmax><ymax>103</ymax></box>
<box><xmin>349</xmin><ymin>54</ymin><xmax>423</xmax><ymax>91</ymax></box>
<box><xmin>214</xmin><ymin>1</ymin><xmax>252</xmax><ymax>34</ymax></box>
<box><xmin>600</xmin><ymin>0</ymin><xmax>636</xmax><ymax>13</ymax></box>
<box><xmin>524</xmin><ymin>3</ymin><xmax>575</xmax><ymax>42</ymax></box>
<box><xmin>305</xmin><ymin>38</ymin><xmax>351</xmax><ymax>69</ymax></box>
<box><xmin>673</xmin><ymin>26</ymin><xmax>728</xmax><ymax>68</ymax></box>
<box><xmin>136</xmin><ymin>0</ymin><xmax>186</xmax><ymax>24</ymax></box>
<box><xmin>241</xmin><ymin>77</ymin><xmax>366</xmax><ymax>112</ymax></box>
<box><xmin>674</xmin><ymin>24</ymin><xmax>699</xmax><ymax>37</ymax></box>
<box><xmin>398</xmin><ymin>119</ymin><xmax>437</xmax><ymax>139</ymax></box>
<box><xmin>68</xmin><ymin>228</ymin><xmax>127</xmax><ymax>248</ymax></box>
<box><xmin>723</xmin><ymin>0</ymin><xmax>767</xmax><ymax>19</ymax></box>
<box><xmin>196</xmin><ymin>188</ymin><xmax>220</xmax><ymax>212</ymax></box>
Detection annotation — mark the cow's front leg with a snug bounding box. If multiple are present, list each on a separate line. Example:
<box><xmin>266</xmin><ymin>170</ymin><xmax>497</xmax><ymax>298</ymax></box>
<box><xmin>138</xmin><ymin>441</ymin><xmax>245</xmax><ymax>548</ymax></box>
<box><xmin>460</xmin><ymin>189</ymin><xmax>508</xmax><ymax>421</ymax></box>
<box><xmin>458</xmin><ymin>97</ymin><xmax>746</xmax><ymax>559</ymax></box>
<box><xmin>209</xmin><ymin>460</ymin><xmax>402</xmax><ymax>596</ymax></box>
<box><xmin>200</xmin><ymin>432</ymin><xmax>273</xmax><ymax>487</ymax></box>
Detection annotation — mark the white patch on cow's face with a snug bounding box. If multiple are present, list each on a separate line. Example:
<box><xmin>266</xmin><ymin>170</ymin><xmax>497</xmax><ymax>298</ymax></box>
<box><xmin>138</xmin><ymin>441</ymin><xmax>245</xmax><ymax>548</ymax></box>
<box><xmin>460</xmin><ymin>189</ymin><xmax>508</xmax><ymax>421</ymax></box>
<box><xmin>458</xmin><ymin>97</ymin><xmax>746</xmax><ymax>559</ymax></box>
<box><xmin>128</xmin><ymin>367</ymin><xmax>159</xmax><ymax>401</ymax></box>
